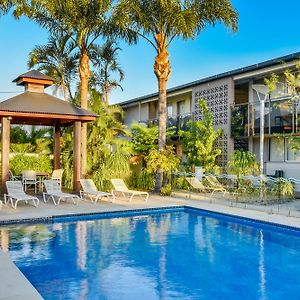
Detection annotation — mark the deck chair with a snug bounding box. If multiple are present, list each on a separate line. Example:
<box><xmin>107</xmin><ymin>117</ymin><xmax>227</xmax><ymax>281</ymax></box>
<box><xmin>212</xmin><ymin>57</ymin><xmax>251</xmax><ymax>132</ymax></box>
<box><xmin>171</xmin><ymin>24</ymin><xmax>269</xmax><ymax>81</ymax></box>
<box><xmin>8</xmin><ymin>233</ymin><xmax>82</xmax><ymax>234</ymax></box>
<box><xmin>204</xmin><ymin>175</ymin><xmax>229</xmax><ymax>194</ymax></box>
<box><xmin>80</xmin><ymin>179</ymin><xmax>115</xmax><ymax>203</ymax></box>
<box><xmin>43</xmin><ymin>180</ymin><xmax>80</xmax><ymax>206</ymax></box>
<box><xmin>186</xmin><ymin>177</ymin><xmax>227</xmax><ymax>199</ymax></box>
<box><xmin>110</xmin><ymin>179</ymin><xmax>149</xmax><ymax>202</ymax></box>
<box><xmin>5</xmin><ymin>181</ymin><xmax>39</xmax><ymax>209</ymax></box>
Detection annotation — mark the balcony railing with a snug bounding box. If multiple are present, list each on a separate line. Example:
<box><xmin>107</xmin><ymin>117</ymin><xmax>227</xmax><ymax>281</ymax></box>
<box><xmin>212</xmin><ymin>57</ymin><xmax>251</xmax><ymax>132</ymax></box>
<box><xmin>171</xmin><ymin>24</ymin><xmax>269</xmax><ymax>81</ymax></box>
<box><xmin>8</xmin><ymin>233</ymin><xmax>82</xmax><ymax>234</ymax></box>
<box><xmin>231</xmin><ymin>97</ymin><xmax>300</xmax><ymax>137</ymax></box>
<box><xmin>140</xmin><ymin>113</ymin><xmax>194</xmax><ymax>138</ymax></box>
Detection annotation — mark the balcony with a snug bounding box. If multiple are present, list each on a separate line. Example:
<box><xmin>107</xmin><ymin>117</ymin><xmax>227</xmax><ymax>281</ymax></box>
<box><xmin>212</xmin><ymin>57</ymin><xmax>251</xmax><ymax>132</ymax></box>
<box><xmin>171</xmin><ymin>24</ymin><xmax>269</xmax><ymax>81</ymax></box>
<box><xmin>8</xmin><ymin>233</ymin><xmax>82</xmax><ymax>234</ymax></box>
<box><xmin>231</xmin><ymin>97</ymin><xmax>300</xmax><ymax>137</ymax></box>
<box><xmin>141</xmin><ymin>113</ymin><xmax>194</xmax><ymax>139</ymax></box>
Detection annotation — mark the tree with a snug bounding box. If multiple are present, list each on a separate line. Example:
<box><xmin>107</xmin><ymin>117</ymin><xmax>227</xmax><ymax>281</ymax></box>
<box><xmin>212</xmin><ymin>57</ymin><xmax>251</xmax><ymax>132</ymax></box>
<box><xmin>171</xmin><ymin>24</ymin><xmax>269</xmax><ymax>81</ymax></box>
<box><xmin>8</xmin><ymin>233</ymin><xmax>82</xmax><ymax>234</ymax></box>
<box><xmin>28</xmin><ymin>33</ymin><xmax>78</xmax><ymax>101</ymax></box>
<box><xmin>114</xmin><ymin>0</ymin><xmax>238</xmax><ymax>191</ymax></box>
<box><xmin>14</xmin><ymin>0</ymin><xmax>114</xmax><ymax>176</ymax></box>
<box><xmin>90</xmin><ymin>40</ymin><xmax>124</xmax><ymax>104</ymax></box>
<box><xmin>179</xmin><ymin>99</ymin><xmax>222</xmax><ymax>173</ymax></box>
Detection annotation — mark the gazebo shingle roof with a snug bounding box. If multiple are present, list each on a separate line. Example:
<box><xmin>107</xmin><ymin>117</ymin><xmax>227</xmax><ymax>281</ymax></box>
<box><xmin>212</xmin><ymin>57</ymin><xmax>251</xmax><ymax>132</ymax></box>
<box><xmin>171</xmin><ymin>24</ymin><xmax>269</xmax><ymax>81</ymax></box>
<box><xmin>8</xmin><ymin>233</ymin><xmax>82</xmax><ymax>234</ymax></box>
<box><xmin>0</xmin><ymin>91</ymin><xmax>98</xmax><ymax>125</ymax></box>
<box><xmin>13</xmin><ymin>70</ymin><xmax>55</xmax><ymax>83</ymax></box>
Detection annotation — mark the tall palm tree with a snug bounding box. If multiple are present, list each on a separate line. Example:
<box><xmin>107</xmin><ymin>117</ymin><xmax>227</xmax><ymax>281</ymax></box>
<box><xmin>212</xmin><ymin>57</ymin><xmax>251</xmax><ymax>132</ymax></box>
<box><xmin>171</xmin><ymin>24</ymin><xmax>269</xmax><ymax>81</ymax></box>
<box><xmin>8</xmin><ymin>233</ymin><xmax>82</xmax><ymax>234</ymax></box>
<box><xmin>113</xmin><ymin>0</ymin><xmax>238</xmax><ymax>191</ymax></box>
<box><xmin>28</xmin><ymin>34</ymin><xmax>78</xmax><ymax>101</ymax></box>
<box><xmin>14</xmin><ymin>0</ymin><xmax>113</xmax><ymax>176</ymax></box>
<box><xmin>90</xmin><ymin>41</ymin><xmax>124</xmax><ymax>104</ymax></box>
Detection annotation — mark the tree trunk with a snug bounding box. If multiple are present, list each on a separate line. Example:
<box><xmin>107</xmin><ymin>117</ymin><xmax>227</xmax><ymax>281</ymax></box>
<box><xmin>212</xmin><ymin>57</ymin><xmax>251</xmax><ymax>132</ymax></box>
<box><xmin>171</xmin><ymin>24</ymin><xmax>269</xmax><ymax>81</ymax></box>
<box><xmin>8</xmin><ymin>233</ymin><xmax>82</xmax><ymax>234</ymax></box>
<box><xmin>153</xmin><ymin>38</ymin><xmax>171</xmax><ymax>192</ymax></box>
<box><xmin>79</xmin><ymin>49</ymin><xmax>90</xmax><ymax>177</ymax></box>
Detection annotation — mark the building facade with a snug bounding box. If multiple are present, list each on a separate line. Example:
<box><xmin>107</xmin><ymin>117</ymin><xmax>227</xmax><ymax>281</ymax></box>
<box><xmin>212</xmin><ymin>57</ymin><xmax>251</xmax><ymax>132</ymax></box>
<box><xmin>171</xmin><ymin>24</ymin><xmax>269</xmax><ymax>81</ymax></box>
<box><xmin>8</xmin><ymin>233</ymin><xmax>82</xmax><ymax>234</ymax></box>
<box><xmin>119</xmin><ymin>52</ymin><xmax>300</xmax><ymax>180</ymax></box>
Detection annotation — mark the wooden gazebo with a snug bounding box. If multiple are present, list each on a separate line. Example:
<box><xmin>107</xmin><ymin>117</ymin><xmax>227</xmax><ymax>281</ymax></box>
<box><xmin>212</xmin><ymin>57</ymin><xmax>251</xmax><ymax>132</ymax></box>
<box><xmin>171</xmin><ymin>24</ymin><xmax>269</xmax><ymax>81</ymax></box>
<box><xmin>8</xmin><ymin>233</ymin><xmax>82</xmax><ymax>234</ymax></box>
<box><xmin>0</xmin><ymin>70</ymin><xmax>97</xmax><ymax>192</ymax></box>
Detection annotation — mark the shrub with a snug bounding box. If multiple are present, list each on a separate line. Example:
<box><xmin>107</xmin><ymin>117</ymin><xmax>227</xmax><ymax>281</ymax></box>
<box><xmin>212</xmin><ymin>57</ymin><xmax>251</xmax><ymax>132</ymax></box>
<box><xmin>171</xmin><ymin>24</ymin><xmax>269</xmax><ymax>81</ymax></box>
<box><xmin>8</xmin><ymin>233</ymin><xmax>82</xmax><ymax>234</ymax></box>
<box><xmin>271</xmin><ymin>179</ymin><xmax>294</xmax><ymax>200</ymax></box>
<box><xmin>127</xmin><ymin>171</ymin><xmax>155</xmax><ymax>191</ymax></box>
<box><xmin>160</xmin><ymin>184</ymin><xmax>172</xmax><ymax>196</ymax></box>
<box><xmin>10</xmin><ymin>154</ymin><xmax>53</xmax><ymax>175</ymax></box>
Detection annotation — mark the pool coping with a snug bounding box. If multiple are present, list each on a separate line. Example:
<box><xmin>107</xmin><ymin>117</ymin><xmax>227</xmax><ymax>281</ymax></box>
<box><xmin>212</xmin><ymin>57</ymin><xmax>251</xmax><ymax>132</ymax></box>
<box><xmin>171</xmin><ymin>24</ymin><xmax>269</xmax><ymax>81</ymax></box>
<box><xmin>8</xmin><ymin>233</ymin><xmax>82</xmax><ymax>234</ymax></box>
<box><xmin>1</xmin><ymin>204</ymin><xmax>300</xmax><ymax>300</ymax></box>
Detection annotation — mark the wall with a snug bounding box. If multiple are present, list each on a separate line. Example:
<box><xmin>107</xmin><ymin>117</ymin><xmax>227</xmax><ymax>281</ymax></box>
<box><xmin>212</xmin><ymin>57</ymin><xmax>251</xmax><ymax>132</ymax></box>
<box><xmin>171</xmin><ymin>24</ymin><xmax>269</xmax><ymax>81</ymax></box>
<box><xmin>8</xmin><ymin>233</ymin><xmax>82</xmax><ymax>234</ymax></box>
<box><xmin>192</xmin><ymin>77</ymin><xmax>235</xmax><ymax>167</ymax></box>
<box><xmin>123</xmin><ymin>105</ymin><xmax>140</xmax><ymax>126</ymax></box>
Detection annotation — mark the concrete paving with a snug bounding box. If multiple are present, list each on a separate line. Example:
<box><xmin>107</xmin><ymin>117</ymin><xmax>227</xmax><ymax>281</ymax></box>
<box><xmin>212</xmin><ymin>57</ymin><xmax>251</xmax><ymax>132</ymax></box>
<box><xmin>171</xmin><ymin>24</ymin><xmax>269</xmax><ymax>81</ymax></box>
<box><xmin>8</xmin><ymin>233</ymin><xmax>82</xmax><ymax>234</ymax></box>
<box><xmin>1</xmin><ymin>193</ymin><xmax>300</xmax><ymax>299</ymax></box>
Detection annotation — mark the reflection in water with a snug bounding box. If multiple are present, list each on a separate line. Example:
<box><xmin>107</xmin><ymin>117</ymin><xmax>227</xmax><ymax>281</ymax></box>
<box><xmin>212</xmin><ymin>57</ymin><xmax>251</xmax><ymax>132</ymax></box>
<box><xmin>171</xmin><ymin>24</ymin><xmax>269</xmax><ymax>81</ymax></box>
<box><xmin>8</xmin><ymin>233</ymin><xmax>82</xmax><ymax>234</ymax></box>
<box><xmin>259</xmin><ymin>230</ymin><xmax>266</xmax><ymax>300</ymax></box>
<box><xmin>76</xmin><ymin>222</ymin><xmax>87</xmax><ymax>270</ymax></box>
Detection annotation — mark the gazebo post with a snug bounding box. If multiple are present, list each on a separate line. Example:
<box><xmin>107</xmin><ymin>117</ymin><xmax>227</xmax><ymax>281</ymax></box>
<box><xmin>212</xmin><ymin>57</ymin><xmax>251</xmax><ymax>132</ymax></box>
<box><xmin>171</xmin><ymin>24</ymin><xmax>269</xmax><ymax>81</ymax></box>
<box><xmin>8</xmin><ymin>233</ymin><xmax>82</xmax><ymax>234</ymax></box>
<box><xmin>73</xmin><ymin>121</ymin><xmax>81</xmax><ymax>192</ymax></box>
<box><xmin>53</xmin><ymin>122</ymin><xmax>61</xmax><ymax>169</ymax></box>
<box><xmin>1</xmin><ymin>117</ymin><xmax>10</xmax><ymax>193</ymax></box>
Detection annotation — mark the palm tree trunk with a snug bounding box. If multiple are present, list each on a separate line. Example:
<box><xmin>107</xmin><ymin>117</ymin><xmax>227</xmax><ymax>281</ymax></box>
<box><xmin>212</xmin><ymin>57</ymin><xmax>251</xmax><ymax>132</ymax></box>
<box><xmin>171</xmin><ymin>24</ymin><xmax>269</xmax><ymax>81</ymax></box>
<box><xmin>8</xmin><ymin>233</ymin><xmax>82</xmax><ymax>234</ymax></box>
<box><xmin>79</xmin><ymin>49</ymin><xmax>90</xmax><ymax>177</ymax></box>
<box><xmin>153</xmin><ymin>43</ymin><xmax>171</xmax><ymax>192</ymax></box>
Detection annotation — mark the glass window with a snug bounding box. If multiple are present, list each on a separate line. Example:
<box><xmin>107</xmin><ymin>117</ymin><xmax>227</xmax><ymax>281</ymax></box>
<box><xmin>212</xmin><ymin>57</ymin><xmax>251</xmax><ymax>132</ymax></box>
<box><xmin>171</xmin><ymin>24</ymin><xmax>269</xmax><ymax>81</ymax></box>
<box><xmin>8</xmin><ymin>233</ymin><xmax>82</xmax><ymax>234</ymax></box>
<box><xmin>269</xmin><ymin>100</ymin><xmax>293</xmax><ymax>134</ymax></box>
<box><xmin>167</xmin><ymin>103</ymin><xmax>173</xmax><ymax>116</ymax></box>
<box><xmin>270</xmin><ymin>138</ymin><xmax>284</xmax><ymax>162</ymax></box>
<box><xmin>286</xmin><ymin>138</ymin><xmax>300</xmax><ymax>161</ymax></box>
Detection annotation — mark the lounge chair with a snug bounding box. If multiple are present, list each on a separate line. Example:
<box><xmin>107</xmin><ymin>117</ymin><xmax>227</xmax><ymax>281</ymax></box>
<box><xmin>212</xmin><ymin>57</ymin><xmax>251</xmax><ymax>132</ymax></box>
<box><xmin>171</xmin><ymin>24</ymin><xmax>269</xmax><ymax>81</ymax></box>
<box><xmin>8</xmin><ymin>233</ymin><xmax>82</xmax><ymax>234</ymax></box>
<box><xmin>204</xmin><ymin>175</ymin><xmax>229</xmax><ymax>194</ymax></box>
<box><xmin>4</xmin><ymin>181</ymin><xmax>39</xmax><ymax>209</ymax></box>
<box><xmin>80</xmin><ymin>179</ymin><xmax>115</xmax><ymax>203</ymax></box>
<box><xmin>51</xmin><ymin>169</ymin><xmax>63</xmax><ymax>186</ymax></box>
<box><xmin>186</xmin><ymin>177</ymin><xmax>227</xmax><ymax>199</ymax></box>
<box><xmin>110</xmin><ymin>179</ymin><xmax>149</xmax><ymax>202</ymax></box>
<box><xmin>43</xmin><ymin>180</ymin><xmax>80</xmax><ymax>206</ymax></box>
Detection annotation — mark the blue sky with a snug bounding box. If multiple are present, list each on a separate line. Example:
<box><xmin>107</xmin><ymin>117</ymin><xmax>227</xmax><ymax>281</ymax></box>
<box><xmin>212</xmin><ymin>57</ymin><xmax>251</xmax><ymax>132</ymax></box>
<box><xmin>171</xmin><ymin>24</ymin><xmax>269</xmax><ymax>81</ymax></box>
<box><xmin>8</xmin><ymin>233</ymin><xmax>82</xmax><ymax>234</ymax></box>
<box><xmin>0</xmin><ymin>0</ymin><xmax>300</xmax><ymax>104</ymax></box>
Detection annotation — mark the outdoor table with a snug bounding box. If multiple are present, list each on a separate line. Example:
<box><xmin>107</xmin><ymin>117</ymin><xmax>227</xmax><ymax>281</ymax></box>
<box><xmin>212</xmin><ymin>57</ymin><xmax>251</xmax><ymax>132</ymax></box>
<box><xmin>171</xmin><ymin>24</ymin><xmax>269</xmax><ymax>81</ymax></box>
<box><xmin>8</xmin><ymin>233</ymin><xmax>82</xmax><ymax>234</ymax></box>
<box><xmin>36</xmin><ymin>172</ymin><xmax>49</xmax><ymax>192</ymax></box>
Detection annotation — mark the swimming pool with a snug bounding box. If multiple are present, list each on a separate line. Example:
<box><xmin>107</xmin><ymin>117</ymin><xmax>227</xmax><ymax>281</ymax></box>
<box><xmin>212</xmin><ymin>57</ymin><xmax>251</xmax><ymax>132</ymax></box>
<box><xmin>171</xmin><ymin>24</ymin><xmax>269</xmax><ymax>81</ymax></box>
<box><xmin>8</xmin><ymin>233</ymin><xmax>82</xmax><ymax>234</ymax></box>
<box><xmin>1</xmin><ymin>207</ymin><xmax>300</xmax><ymax>300</ymax></box>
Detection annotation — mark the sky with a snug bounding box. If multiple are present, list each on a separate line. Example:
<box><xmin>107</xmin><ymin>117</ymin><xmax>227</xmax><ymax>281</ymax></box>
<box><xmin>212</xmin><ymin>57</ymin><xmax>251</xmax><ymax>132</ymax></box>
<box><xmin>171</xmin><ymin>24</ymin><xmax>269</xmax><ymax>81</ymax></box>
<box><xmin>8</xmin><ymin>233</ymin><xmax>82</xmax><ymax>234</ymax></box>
<box><xmin>0</xmin><ymin>0</ymin><xmax>300</xmax><ymax>104</ymax></box>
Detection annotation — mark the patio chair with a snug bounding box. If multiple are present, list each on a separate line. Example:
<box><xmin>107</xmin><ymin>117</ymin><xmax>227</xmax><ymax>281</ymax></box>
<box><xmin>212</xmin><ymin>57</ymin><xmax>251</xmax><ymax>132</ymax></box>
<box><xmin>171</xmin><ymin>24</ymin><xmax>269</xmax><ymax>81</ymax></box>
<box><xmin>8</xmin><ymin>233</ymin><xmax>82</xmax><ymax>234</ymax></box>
<box><xmin>80</xmin><ymin>179</ymin><xmax>115</xmax><ymax>203</ymax></box>
<box><xmin>43</xmin><ymin>179</ymin><xmax>80</xmax><ymax>206</ymax></box>
<box><xmin>204</xmin><ymin>175</ymin><xmax>229</xmax><ymax>195</ymax></box>
<box><xmin>51</xmin><ymin>169</ymin><xmax>63</xmax><ymax>186</ymax></box>
<box><xmin>22</xmin><ymin>170</ymin><xmax>39</xmax><ymax>193</ymax></box>
<box><xmin>4</xmin><ymin>181</ymin><xmax>39</xmax><ymax>209</ymax></box>
<box><xmin>186</xmin><ymin>177</ymin><xmax>227</xmax><ymax>199</ymax></box>
<box><xmin>9</xmin><ymin>170</ymin><xmax>21</xmax><ymax>181</ymax></box>
<box><xmin>110</xmin><ymin>179</ymin><xmax>149</xmax><ymax>202</ymax></box>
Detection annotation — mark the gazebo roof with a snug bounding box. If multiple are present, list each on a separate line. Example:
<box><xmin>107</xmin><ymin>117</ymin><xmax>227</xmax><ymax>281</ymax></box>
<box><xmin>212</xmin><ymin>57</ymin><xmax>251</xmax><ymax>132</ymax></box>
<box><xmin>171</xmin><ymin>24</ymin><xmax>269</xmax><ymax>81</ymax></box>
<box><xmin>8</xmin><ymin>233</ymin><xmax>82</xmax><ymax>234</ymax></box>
<box><xmin>0</xmin><ymin>91</ymin><xmax>98</xmax><ymax>126</ymax></box>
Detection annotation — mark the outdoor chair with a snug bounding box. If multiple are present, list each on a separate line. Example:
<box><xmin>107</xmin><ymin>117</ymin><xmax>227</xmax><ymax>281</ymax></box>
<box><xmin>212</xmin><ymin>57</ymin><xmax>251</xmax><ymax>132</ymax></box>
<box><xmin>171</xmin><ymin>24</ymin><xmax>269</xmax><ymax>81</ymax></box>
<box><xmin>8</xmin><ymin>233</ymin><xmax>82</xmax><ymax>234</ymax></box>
<box><xmin>43</xmin><ymin>179</ymin><xmax>80</xmax><ymax>206</ymax></box>
<box><xmin>9</xmin><ymin>170</ymin><xmax>21</xmax><ymax>181</ymax></box>
<box><xmin>186</xmin><ymin>176</ymin><xmax>227</xmax><ymax>199</ymax></box>
<box><xmin>110</xmin><ymin>179</ymin><xmax>149</xmax><ymax>202</ymax></box>
<box><xmin>5</xmin><ymin>181</ymin><xmax>39</xmax><ymax>209</ymax></box>
<box><xmin>51</xmin><ymin>169</ymin><xmax>64</xmax><ymax>186</ymax></box>
<box><xmin>22</xmin><ymin>170</ymin><xmax>39</xmax><ymax>193</ymax></box>
<box><xmin>80</xmin><ymin>179</ymin><xmax>115</xmax><ymax>203</ymax></box>
<box><xmin>204</xmin><ymin>175</ymin><xmax>229</xmax><ymax>195</ymax></box>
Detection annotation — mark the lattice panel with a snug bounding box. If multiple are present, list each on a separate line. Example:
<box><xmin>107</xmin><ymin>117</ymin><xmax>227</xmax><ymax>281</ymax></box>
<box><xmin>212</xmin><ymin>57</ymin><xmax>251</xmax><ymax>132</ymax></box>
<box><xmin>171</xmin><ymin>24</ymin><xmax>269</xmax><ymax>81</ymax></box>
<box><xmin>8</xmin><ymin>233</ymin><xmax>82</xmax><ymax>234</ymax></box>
<box><xmin>194</xmin><ymin>84</ymin><xmax>229</xmax><ymax>126</ymax></box>
<box><xmin>215</xmin><ymin>133</ymin><xmax>229</xmax><ymax>168</ymax></box>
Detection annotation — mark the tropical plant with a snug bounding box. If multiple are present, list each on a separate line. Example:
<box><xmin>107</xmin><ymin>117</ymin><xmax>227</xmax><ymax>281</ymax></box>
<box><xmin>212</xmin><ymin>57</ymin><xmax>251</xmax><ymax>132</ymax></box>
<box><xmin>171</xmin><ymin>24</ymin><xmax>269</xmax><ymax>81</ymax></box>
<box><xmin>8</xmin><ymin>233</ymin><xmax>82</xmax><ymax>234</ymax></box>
<box><xmin>90</xmin><ymin>40</ymin><xmax>124</xmax><ymax>104</ymax></box>
<box><xmin>127</xmin><ymin>170</ymin><xmax>155</xmax><ymax>191</ymax></box>
<box><xmin>145</xmin><ymin>146</ymin><xmax>179</xmax><ymax>189</ymax></box>
<box><xmin>271</xmin><ymin>178</ymin><xmax>294</xmax><ymax>200</ymax></box>
<box><xmin>28</xmin><ymin>33</ymin><xmax>78</xmax><ymax>101</ymax></box>
<box><xmin>227</xmin><ymin>150</ymin><xmax>259</xmax><ymax>178</ymax></box>
<box><xmin>180</xmin><ymin>99</ymin><xmax>222</xmax><ymax>173</ymax></box>
<box><xmin>114</xmin><ymin>0</ymin><xmax>238</xmax><ymax>190</ymax></box>
<box><xmin>10</xmin><ymin>126</ymin><xmax>28</xmax><ymax>143</ymax></box>
<box><xmin>14</xmin><ymin>0</ymin><xmax>115</xmax><ymax>176</ymax></box>
<box><xmin>159</xmin><ymin>183</ymin><xmax>172</xmax><ymax>196</ymax></box>
<box><xmin>10</xmin><ymin>154</ymin><xmax>53</xmax><ymax>175</ymax></box>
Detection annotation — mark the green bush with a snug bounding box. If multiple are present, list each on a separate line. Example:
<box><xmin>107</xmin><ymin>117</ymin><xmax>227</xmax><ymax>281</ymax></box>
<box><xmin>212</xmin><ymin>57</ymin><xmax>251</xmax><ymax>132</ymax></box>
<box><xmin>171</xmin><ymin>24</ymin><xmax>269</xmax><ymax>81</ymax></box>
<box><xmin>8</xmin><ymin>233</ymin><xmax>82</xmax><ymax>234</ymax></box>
<box><xmin>160</xmin><ymin>184</ymin><xmax>172</xmax><ymax>196</ymax></box>
<box><xmin>127</xmin><ymin>171</ymin><xmax>155</xmax><ymax>191</ymax></box>
<box><xmin>10</xmin><ymin>154</ymin><xmax>53</xmax><ymax>175</ymax></box>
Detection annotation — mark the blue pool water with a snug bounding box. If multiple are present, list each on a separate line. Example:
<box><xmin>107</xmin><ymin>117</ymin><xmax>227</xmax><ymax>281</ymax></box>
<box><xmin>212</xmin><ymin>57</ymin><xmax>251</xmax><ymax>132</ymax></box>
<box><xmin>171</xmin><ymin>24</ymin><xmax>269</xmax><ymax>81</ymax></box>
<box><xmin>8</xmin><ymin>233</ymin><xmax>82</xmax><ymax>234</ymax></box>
<box><xmin>1</xmin><ymin>208</ymin><xmax>300</xmax><ymax>300</ymax></box>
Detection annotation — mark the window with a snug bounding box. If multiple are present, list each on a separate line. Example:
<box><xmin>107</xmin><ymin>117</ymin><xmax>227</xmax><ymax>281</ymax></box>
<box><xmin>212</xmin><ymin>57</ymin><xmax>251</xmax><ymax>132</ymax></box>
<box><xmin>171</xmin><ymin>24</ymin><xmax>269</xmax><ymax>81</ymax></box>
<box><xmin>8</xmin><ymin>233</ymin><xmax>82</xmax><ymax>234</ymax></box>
<box><xmin>269</xmin><ymin>138</ymin><xmax>284</xmax><ymax>162</ymax></box>
<box><xmin>286</xmin><ymin>138</ymin><xmax>300</xmax><ymax>161</ymax></box>
<box><xmin>167</xmin><ymin>103</ymin><xmax>173</xmax><ymax>116</ymax></box>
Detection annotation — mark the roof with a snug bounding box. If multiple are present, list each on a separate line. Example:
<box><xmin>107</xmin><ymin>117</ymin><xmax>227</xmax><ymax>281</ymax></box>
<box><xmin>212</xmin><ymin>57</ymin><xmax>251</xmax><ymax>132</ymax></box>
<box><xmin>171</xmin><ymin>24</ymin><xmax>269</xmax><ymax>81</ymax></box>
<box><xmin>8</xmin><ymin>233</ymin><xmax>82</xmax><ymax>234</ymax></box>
<box><xmin>119</xmin><ymin>51</ymin><xmax>300</xmax><ymax>106</ymax></box>
<box><xmin>12</xmin><ymin>70</ymin><xmax>55</xmax><ymax>84</ymax></box>
<box><xmin>0</xmin><ymin>91</ymin><xmax>98</xmax><ymax>126</ymax></box>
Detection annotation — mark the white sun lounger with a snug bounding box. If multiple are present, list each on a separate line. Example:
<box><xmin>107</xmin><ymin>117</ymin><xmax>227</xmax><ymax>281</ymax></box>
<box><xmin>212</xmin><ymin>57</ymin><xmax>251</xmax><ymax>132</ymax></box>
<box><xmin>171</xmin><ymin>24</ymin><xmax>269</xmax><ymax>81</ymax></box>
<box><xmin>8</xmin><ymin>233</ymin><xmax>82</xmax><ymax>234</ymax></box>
<box><xmin>110</xmin><ymin>179</ymin><xmax>149</xmax><ymax>202</ymax></box>
<box><xmin>5</xmin><ymin>181</ymin><xmax>39</xmax><ymax>209</ymax></box>
<box><xmin>80</xmin><ymin>179</ymin><xmax>115</xmax><ymax>203</ymax></box>
<box><xmin>43</xmin><ymin>180</ymin><xmax>80</xmax><ymax>206</ymax></box>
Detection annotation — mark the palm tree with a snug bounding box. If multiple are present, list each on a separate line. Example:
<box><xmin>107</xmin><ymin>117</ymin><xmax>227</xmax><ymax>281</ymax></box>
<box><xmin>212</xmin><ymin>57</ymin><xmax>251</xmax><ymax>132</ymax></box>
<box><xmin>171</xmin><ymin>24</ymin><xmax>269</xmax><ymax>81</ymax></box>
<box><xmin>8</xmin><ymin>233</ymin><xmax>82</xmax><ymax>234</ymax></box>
<box><xmin>28</xmin><ymin>34</ymin><xmax>78</xmax><ymax>101</ymax></box>
<box><xmin>114</xmin><ymin>0</ymin><xmax>238</xmax><ymax>191</ymax></box>
<box><xmin>90</xmin><ymin>41</ymin><xmax>124</xmax><ymax>104</ymax></box>
<box><xmin>14</xmin><ymin>0</ymin><xmax>113</xmax><ymax>176</ymax></box>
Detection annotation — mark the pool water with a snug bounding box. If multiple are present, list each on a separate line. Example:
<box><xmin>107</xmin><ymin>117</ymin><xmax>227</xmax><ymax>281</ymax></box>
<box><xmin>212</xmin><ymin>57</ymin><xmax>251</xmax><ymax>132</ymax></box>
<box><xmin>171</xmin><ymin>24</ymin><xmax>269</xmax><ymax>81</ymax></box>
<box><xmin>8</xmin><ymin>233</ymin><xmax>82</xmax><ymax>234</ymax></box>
<box><xmin>1</xmin><ymin>208</ymin><xmax>300</xmax><ymax>300</ymax></box>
